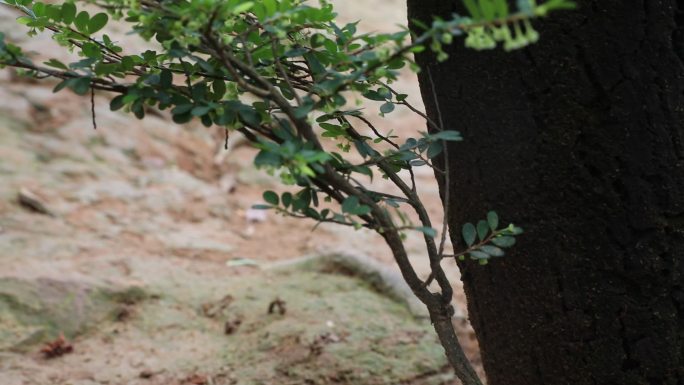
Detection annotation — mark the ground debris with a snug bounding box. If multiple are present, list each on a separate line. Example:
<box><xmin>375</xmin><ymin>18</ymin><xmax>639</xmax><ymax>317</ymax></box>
<box><xmin>18</xmin><ymin>187</ymin><xmax>55</xmax><ymax>217</ymax></box>
<box><xmin>268</xmin><ymin>297</ymin><xmax>286</xmax><ymax>315</ymax></box>
<box><xmin>138</xmin><ymin>369</ymin><xmax>164</xmax><ymax>379</ymax></box>
<box><xmin>309</xmin><ymin>332</ymin><xmax>343</xmax><ymax>357</ymax></box>
<box><xmin>223</xmin><ymin>317</ymin><xmax>243</xmax><ymax>335</ymax></box>
<box><xmin>184</xmin><ymin>373</ymin><xmax>209</xmax><ymax>385</ymax></box>
<box><xmin>201</xmin><ymin>294</ymin><xmax>234</xmax><ymax>318</ymax></box>
<box><xmin>40</xmin><ymin>334</ymin><xmax>73</xmax><ymax>359</ymax></box>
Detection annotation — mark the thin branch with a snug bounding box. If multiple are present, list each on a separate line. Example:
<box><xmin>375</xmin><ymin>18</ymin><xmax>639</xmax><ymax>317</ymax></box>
<box><xmin>428</xmin><ymin>68</ymin><xmax>451</xmax><ymax>259</ymax></box>
<box><xmin>271</xmin><ymin>39</ymin><xmax>303</xmax><ymax>106</ymax></box>
<box><xmin>91</xmin><ymin>87</ymin><xmax>97</xmax><ymax>130</ymax></box>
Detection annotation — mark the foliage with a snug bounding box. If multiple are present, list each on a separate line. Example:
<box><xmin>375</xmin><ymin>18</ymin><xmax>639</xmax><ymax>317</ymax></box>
<box><xmin>0</xmin><ymin>1</ymin><xmax>573</xmax><ymax>384</ymax></box>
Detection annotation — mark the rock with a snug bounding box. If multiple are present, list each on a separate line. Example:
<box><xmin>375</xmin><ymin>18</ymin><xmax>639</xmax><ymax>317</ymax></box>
<box><xmin>0</xmin><ymin>278</ymin><xmax>146</xmax><ymax>351</ymax></box>
<box><xmin>148</xmin><ymin>168</ymin><xmax>215</xmax><ymax>198</ymax></box>
<box><xmin>156</xmin><ymin>232</ymin><xmax>234</xmax><ymax>254</ymax></box>
<box><xmin>17</xmin><ymin>188</ymin><xmax>55</xmax><ymax>217</ymax></box>
<box><xmin>218</xmin><ymin>174</ymin><xmax>236</xmax><ymax>193</ymax></box>
<box><xmin>73</xmin><ymin>180</ymin><xmax>142</xmax><ymax>204</ymax></box>
<box><xmin>244</xmin><ymin>207</ymin><xmax>267</xmax><ymax>223</ymax></box>
<box><xmin>268</xmin><ymin>251</ymin><xmax>450</xmax><ymax>319</ymax></box>
<box><xmin>169</xmin><ymin>264</ymin><xmax>448</xmax><ymax>384</ymax></box>
<box><xmin>141</xmin><ymin>156</ymin><xmax>166</xmax><ymax>169</ymax></box>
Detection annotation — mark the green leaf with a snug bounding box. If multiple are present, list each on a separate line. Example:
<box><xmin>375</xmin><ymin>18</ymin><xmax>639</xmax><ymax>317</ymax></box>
<box><xmin>363</xmin><ymin>90</ymin><xmax>387</xmax><ymax>101</ymax></box>
<box><xmin>32</xmin><ymin>2</ymin><xmax>45</xmax><ymax>17</ymax></box>
<box><xmin>110</xmin><ymin>95</ymin><xmax>125</xmax><ymax>111</ymax></box>
<box><xmin>469</xmin><ymin>250</ymin><xmax>490</xmax><ymax>260</ymax></box>
<box><xmin>479</xmin><ymin>245</ymin><xmax>504</xmax><ymax>257</ymax></box>
<box><xmin>494</xmin><ymin>0</ymin><xmax>509</xmax><ymax>18</ymax></box>
<box><xmin>191</xmin><ymin>105</ymin><xmax>212</xmax><ymax>117</ymax></box>
<box><xmin>44</xmin><ymin>58</ymin><xmax>68</xmax><ymax>70</ymax></box>
<box><xmin>238</xmin><ymin>108</ymin><xmax>261</xmax><ymax>127</ymax></box>
<box><xmin>212</xmin><ymin>79</ymin><xmax>226</xmax><ymax>98</ymax></box>
<box><xmin>53</xmin><ymin>79</ymin><xmax>70</xmax><ymax>93</ymax></box>
<box><xmin>352</xmin><ymin>205</ymin><xmax>371</xmax><ymax>215</ymax></box>
<box><xmin>81</xmin><ymin>42</ymin><xmax>102</xmax><ymax>59</ymax></box>
<box><xmin>487</xmin><ymin>211</ymin><xmax>499</xmax><ymax>231</ymax></box>
<box><xmin>61</xmin><ymin>2</ymin><xmax>76</xmax><ymax>24</ymax></box>
<box><xmin>88</xmin><ymin>12</ymin><xmax>108</xmax><ymax>34</ymax></box>
<box><xmin>380</xmin><ymin>102</ymin><xmax>395</xmax><ymax>114</ymax></box>
<box><xmin>505</xmin><ymin>224</ymin><xmax>524</xmax><ymax>235</ymax></box>
<box><xmin>463</xmin><ymin>0</ymin><xmax>482</xmax><ymax>20</ymax></box>
<box><xmin>160</xmin><ymin>69</ymin><xmax>173</xmax><ymax>88</ymax></box>
<box><xmin>304</xmin><ymin>207</ymin><xmax>321</xmax><ymax>220</ymax></box>
<box><xmin>477</xmin><ymin>220</ymin><xmax>489</xmax><ymax>241</ymax></box>
<box><xmin>231</xmin><ymin>1</ymin><xmax>254</xmax><ymax>14</ymax></box>
<box><xmin>254</xmin><ymin>150</ymin><xmax>281</xmax><ymax>168</ymax></box>
<box><xmin>426</xmin><ymin>141</ymin><xmax>443</xmax><ymax>159</ymax></box>
<box><xmin>74</xmin><ymin>10</ymin><xmax>89</xmax><ymax>33</ymax></box>
<box><xmin>431</xmin><ymin>130</ymin><xmax>463</xmax><ymax>141</ymax></box>
<box><xmin>263</xmin><ymin>0</ymin><xmax>277</xmax><ymax>16</ymax></box>
<box><xmin>462</xmin><ymin>222</ymin><xmax>476</xmax><ymax>246</ymax></box>
<box><xmin>67</xmin><ymin>77</ymin><xmax>91</xmax><ymax>95</ymax></box>
<box><xmin>416</xmin><ymin>226</ymin><xmax>437</xmax><ymax>238</ymax></box>
<box><xmin>281</xmin><ymin>192</ymin><xmax>293</xmax><ymax>208</ymax></box>
<box><xmin>172</xmin><ymin>104</ymin><xmax>194</xmax><ymax>115</ymax></box>
<box><xmin>341</xmin><ymin>196</ymin><xmax>359</xmax><ymax>214</ymax></box>
<box><xmin>480</xmin><ymin>0</ymin><xmax>495</xmax><ymax>20</ymax></box>
<box><xmin>491</xmin><ymin>236</ymin><xmax>516</xmax><ymax>248</ymax></box>
<box><xmin>263</xmin><ymin>191</ymin><xmax>279</xmax><ymax>205</ymax></box>
<box><xmin>16</xmin><ymin>16</ymin><xmax>32</xmax><ymax>25</ymax></box>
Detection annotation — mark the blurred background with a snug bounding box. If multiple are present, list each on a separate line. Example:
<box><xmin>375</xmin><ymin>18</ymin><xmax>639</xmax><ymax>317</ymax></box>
<box><xmin>0</xmin><ymin>1</ymin><xmax>482</xmax><ymax>384</ymax></box>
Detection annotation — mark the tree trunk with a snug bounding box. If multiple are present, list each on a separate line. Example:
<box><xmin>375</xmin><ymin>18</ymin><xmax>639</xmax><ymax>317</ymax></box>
<box><xmin>407</xmin><ymin>1</ymin><xmax>684</xmax><ymax>384</ymax></box>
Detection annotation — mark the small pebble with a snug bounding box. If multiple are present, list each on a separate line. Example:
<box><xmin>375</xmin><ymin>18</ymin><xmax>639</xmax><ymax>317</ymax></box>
<box><xmin>245</xmin><ymin>208</ymin><xmax>267</xmax><ymax>223</ymax></box>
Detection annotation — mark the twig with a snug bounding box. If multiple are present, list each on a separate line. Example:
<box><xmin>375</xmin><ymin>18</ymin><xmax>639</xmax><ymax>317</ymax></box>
<box><xmin>428</xmin><ymin>68</ymin><xmax>450</xmax><ymax>259</ymax></box>
<box><xmin>91</xmin><ymin>87</ymin><xmax>97</xmax><ymax>130</ymax></box>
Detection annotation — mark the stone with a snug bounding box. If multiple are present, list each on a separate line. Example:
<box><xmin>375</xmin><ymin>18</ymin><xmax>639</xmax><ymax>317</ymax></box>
<box><xmin>268</xmin><ymin>251</ymin><xmax>433</xmax><ymax>319</ymax></box>
<box><xmin>17</xmin><ymin>188</ymin><xmax>55</xmax><ymax>217</ymax></box>
<box><xmin>156</xmin><ymin>232</ymin><xmax>235</xmax><ymax>254</ymax></box>
<box><xmin>0</xmin><ymin>277</ymin><xmax>146</xmax><ymax>351</ymax></box>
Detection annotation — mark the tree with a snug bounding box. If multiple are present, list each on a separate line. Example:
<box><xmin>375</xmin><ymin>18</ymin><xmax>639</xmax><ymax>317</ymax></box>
<box><xmin>408</xmin><ymin>1</ymin><xmax>684</xmax><ymax>384</ymax></box>
<box><xmin>0</xmin><ymin>1</ymin><xmax>573</xmax><ymax>384</ymax></box>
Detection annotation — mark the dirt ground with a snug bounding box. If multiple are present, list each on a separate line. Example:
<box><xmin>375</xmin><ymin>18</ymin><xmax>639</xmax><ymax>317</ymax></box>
<box><xmin>0</xmin><ymin>1</ymin><xmax>483</xmax><ymax>384</ymax></box>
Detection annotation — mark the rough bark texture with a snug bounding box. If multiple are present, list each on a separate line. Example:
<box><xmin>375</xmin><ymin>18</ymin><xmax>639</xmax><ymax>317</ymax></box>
<box><xmin>407</xmin><ymin>1</ymin><xmax>684</xmax><ymax>384</ymax></box>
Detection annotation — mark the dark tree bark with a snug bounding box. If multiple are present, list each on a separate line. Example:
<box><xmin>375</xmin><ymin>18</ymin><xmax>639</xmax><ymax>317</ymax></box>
<box><xmin>407</xmin><ymin>1</ymin><xmax>684</xmax><ymax>384</ymax></box>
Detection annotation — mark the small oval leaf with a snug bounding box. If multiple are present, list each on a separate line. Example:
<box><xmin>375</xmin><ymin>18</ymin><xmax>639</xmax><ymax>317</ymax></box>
<box><xmin>491</xmin><ymin>236</ymin><xmax>516</xmax><ymax>248</ymax></box>
<box><xmin>416</xmin><ymin>226</ymin><xmax>437</xmax><ymax>238</ymax></box>
<box><xmin>88</xmin><ymin>12</ymin><xmax>109</xmax><ymax>34</ymax></box>
<box><xmin>477</xmin><ymin>220</ymin><xmax>489</xmax><ymax>241</ymax></box>
<box><xmin>263</xmin><ymin>191</ymin><xmax>279</xmax><ymax>205</ymax></box>
<box><xmin>61</xmin><ymin>2</ymin><xmax>77</xmax><ymax>24</ymax></box>
<box><xmin>380</xmin><ymin>102</ymin><xmax>395</xmax><ymax>114</ymax></box>
<box><xmin>469</xmin><ymin>251</ymin><xmax>490</xmax><ymax>260</ymax></box>
<box><xmin>487</xmin><ymin>211</ymin><xmax>499</xmax><ymax>230</ymax></box>
<box><xmin>342</xmin><ymin>196</ymin><xmax>360</xmax><ymax>214</ymax></box>
<box><xmin>479</xmin><ymin>245</ymin><xmax>505</xmax><ymax>257</ymax></box>
<box><xmin>462</xmin><ymin>223</ymin><xmax>476</xmax><ymax>246</ymax></box>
